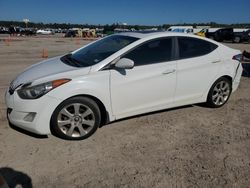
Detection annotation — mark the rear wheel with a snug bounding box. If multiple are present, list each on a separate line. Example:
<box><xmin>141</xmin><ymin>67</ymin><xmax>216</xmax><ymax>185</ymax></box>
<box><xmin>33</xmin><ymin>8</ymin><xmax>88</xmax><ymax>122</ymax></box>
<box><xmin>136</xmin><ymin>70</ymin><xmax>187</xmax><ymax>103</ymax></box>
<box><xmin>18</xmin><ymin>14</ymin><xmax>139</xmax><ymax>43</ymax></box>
<box><xmin>234</xmin><ymin>36</ymin><xmax>241</xmax><ymax>43</ymax></box>
<box><xmin>51</xmin><ymin>97</ymin><xmax>101</xmax><ymax>140</ymax></box>
<box><xmin>206</xmin><ymin>77</ymin><xmax>232</xmax><ymax>108</ymax></box>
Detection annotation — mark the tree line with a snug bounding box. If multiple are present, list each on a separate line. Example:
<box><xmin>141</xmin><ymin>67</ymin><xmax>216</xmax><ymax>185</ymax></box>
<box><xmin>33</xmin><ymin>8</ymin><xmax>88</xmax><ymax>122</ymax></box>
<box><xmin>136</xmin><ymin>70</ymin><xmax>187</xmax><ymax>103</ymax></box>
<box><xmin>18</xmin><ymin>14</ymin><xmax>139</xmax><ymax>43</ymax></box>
<box><xmin>0</xmin><ymin>20</ymin><xmax>249</xmax><ymax>30</ymax></box>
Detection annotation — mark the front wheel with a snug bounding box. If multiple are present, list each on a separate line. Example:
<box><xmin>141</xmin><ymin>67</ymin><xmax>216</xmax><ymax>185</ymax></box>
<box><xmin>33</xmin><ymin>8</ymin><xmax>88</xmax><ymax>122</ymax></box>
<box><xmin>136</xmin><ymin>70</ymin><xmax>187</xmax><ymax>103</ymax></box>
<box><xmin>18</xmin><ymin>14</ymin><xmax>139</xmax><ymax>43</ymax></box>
<box><xmin>51</xmin><ymin>97</ymin><xmax>101</xmax><ymax>140</ymax></box>
<box><xmin>206</xmin><ymin>77</ymin><xmax>232</xmax><ymax>108</ymax></box>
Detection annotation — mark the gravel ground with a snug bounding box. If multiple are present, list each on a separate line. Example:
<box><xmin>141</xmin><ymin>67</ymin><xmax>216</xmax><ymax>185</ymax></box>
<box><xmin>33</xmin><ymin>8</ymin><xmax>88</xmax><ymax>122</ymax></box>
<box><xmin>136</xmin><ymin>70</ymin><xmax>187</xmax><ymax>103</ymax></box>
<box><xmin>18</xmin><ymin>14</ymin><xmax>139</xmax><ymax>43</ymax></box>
<box><xmin>0</xmin><ymin>35</ymin><xmax>250</xmax><ymax>188</ymax></box>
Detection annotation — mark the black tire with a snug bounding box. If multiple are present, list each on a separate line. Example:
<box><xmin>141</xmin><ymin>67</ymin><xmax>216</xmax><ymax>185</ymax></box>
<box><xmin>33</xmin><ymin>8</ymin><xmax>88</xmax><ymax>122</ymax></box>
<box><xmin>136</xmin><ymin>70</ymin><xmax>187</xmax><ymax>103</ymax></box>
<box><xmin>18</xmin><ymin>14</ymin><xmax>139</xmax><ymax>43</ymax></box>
<box><xmin>51</xmin><ymin>96</ymin><xmax>101</xmax><ymax>140</ymax></box>
<box><xmin>206</xmin><ymin>77</ymin><xmax>232</xmax><ymax>108</ymax></box>
<box><xmin>234</xmin><ymin>36</ymin><xmax>241</xmax><ymax>43</ymax></box>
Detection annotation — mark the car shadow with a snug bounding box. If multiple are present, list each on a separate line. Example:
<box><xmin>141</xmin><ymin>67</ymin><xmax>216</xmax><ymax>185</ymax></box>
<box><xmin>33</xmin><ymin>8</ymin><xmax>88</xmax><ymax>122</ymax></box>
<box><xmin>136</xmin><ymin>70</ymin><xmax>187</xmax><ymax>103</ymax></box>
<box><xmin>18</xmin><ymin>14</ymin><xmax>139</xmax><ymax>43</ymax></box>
<box><xmin>242</xmin><ymin>63</ymin><xmax>250</xmax><ymax>77</ymax></box>
<box><xmin>101</xmin><ymin>104</ymin><xmax>193</xmax><ymax>127</ymax></box>
<box><xmin>8</xmin><ymin>122</ymin><xmax>48</xmax><ymax>139</ymax></box>
<box><xmin>0</xmin><ymin>167</ymin><xmax>33</xmax><ymax>188</ymax></box>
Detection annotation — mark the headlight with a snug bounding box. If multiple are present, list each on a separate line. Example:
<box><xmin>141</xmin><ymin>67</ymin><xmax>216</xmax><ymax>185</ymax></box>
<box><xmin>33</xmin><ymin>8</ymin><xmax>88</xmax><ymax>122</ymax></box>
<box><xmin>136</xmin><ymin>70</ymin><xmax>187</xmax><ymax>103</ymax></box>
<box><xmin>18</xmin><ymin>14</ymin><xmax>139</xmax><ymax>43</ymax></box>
<box><xmin>17</xmin><ymin>79</ymin><xmax>71</xmax><ymax>99</ymax></box>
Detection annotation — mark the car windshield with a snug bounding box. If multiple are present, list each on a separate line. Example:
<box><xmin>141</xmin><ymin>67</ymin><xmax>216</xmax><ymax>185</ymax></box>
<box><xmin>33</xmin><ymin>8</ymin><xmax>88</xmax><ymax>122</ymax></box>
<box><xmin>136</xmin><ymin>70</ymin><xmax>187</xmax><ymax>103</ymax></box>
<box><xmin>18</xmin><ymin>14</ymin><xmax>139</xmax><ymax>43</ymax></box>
<box><xmin>61</xmin><ymin>35</ymin><xmax>138</xmax><ymax>67</ymax></box>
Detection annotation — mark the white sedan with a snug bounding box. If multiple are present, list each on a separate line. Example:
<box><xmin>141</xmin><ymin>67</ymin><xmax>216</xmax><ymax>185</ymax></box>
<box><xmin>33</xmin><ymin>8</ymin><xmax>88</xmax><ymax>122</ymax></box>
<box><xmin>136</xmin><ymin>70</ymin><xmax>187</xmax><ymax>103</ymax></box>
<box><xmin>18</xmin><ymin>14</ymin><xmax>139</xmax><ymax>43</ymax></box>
<box><xmin>5</xmin><ymin>32</ymin><xmax>243</xmax><ymax>140</ymax></box>
<box><xmin>36</xmin><ymin>29</ymin><xmax>53</xmax><ymax>35</ymax></box>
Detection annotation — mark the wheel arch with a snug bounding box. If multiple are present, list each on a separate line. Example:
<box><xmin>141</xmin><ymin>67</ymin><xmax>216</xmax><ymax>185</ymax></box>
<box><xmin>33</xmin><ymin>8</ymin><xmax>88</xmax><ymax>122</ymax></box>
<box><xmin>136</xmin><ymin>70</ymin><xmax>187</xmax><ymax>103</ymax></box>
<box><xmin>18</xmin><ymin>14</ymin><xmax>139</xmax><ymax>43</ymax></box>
<box><xmin>205</xmin><ymin>75</ymin><xmax>233</xmax><ymax>108</ymax></box>
<box><xmin>69</xmin><ymin>94</ymin><xmax>110</xmax><ymax>127</ymax></box>
<box><xmin>50</xmin><ymin>94</ymin><xmax>110</xmax><ymax>135</ymax></box>
<box><xmin>205</xmin><ymin>75</ymin><xmax>233</xmax><ymax>100</ymax></box>
<box><xmin>221</xmin><ymin>75</ymin><xmax>233</xmax><ymax>85</ymax></box>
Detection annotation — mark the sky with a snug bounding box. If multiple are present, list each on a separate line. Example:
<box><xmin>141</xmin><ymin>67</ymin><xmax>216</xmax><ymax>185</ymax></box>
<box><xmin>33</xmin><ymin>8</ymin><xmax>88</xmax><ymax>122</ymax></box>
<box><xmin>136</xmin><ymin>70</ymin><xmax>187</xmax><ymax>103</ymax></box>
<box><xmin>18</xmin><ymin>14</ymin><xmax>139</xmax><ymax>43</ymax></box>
<box><xmin>0</xmin><ymin>0</ymin><xmax>249</xmax><ymax>25</ymax></box>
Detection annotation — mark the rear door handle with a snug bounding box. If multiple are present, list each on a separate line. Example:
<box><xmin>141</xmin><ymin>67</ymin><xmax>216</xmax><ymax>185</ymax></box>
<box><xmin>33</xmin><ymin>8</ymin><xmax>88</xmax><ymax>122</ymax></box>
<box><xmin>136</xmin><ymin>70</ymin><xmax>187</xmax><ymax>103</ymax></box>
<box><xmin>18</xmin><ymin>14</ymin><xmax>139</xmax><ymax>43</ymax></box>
<box><xmin>162</xmin><ymin>69</ymin><xmax>176</xmax><ymax>75</ymax></box>
<box><xmin>211</xmin><ymin>60</ymin><xmax>221</xmax><ymax>64</ymax></box>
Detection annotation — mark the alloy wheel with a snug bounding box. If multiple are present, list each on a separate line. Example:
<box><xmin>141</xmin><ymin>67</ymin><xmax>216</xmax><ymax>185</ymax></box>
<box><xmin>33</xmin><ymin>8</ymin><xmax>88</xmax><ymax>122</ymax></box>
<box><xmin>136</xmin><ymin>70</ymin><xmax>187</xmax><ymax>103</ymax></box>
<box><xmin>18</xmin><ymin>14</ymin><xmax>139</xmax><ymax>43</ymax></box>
<box><xmin>57</xmin><ymin>103</ymin><xmax>95</xmax><ymax>137</ymax></box>
<box><xmin>212</xmin><ymin>81</ymin><xmax>230</xmax><ymax>106</ymax></box>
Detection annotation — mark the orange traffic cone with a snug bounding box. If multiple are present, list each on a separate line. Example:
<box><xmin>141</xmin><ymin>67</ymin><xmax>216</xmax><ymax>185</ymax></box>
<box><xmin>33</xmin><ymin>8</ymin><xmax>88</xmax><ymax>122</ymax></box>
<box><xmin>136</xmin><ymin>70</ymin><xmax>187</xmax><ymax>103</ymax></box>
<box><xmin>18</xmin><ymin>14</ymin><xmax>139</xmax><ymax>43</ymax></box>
<box><xmin>42</xmin><ymin>48</ymin><xmax>48</xmax><ymax>58</ymax></box>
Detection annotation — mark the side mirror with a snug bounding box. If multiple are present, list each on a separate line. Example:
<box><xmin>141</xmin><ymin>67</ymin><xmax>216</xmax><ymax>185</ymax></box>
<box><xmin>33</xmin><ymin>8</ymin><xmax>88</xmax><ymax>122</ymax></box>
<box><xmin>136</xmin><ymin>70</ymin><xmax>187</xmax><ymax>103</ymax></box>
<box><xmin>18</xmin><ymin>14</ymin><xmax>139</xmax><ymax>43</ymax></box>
<box><xmin>115</xmin><ymin>58</ymin><xmax>134</xmax><ymax>69</ymax></box>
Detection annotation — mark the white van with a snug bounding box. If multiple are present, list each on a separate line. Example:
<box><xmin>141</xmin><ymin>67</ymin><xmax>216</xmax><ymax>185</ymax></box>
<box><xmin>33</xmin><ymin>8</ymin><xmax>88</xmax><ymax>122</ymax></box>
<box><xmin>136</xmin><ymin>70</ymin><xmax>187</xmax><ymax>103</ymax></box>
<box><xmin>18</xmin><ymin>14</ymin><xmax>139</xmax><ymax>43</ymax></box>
<box><xmin>167</xmin><ymin>26</ymin><xmax>193</xmax><ymax>33</ymax></box>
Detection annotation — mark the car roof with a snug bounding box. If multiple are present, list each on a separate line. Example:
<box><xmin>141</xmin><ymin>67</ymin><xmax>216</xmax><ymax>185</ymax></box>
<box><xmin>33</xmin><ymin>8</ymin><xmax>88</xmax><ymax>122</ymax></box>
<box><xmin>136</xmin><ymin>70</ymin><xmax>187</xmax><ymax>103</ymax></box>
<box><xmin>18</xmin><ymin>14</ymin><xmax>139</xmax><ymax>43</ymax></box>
<box><xmin>116</xmin><ymin>31</ymin><xmax>201</xmax><ymax>39</ymax></box>
<box><xmin>115</xmin><ymin>31</ymin><xmax>221</xmax><ymax>46</ymax></box>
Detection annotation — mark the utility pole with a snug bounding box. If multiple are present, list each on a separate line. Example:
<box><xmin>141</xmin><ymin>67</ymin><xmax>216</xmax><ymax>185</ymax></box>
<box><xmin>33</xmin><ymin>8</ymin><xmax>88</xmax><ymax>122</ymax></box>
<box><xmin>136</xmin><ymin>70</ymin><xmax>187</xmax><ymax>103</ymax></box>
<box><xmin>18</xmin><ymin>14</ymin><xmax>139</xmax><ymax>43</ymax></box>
<box><xmin>23</xmin><ymin>18</ymin><xmax>29</xmax><ymax>28</ymax></box>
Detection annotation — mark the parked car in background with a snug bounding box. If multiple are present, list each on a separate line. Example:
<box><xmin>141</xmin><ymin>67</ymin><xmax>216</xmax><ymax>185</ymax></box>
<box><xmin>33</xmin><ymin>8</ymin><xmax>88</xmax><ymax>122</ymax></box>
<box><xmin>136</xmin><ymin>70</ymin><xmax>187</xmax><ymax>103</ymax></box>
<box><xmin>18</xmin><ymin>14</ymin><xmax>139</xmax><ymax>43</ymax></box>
<box><xmin>206</xmin><ymin>28</ymin><xmax>234</xmax><ymax>42</ymax></box>
<box><xmin>233</xmin><ymin>29</ymin><xmax>250</xmax><ymax>43</ymax></box>
<box><xmin>36</xmin><ymin>29</ymin><xmax>54</xmax><ymax>35</ymax></box>
<box><xmin>172</xmin><ymin>28</ymin><xmax>194</xmax><ymax>33</ymax></box>
<box><xmin>193</xmin><ymin>28</ymin><xmax>203</xmax><ymax>34</ymax></box>
<box><xmin>20</xmin><ymin>28</ymin><xmax>37</xmax><ymax>36</ymax></box>
<box><xmin>0</xmin><ymin>27</ymin><xmax>9</xmax><ymax>34</ymax></box>
<box><xmin>168</xmin><ymin>26</ymin><xmax>193</xmax><ymax>34</ymax></box>
<box><xmin>8</xmin><ymin>26</ymin><xmax>22</xmax><ymax>35</ymax></box>
<box><xmin>54</xmin><ymin>28</ymin><xmax>62</xmax><ymax>33</ymax></box>
<box><xmin>64</xmin><ymin>29</ymin><xmax>77</xmax><ymax>37</ymax></box>
<box><xmin>196</xmin><ymin>28</ymin><xmax>208</xmax><ymax>37</ymax></box>
<box><xmin>5</xmin><ymin>32</ymin><xmax>243</xmax><ymax>140</ymax></box>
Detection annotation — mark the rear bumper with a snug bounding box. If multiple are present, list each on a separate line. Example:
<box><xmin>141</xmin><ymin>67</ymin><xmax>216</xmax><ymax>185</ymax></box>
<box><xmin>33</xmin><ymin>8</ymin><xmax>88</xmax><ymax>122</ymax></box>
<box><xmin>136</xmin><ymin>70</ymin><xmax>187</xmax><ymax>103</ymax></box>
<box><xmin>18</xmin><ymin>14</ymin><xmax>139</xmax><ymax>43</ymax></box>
<box><xmin>232</xmin><ymin>63</ymin><xmax>243</xmax><ymax>92</ymax></box>
<box><xmin>5</xmin><ymin>90</ymin><xmax>62</xmax><ymax>135</ymax></box>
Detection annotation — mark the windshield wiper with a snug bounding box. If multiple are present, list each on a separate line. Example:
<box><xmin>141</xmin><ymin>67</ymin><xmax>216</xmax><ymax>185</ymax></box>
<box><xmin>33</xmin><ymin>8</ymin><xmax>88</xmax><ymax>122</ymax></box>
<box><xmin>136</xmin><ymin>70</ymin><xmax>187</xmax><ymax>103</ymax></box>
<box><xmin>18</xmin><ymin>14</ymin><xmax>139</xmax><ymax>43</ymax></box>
<box><xmin>61</xmin><ymin>54</ymin><xmax>81</xmax><ymax>67</ymax></box>
<box><xmin>69</xmin><ymin>55</ymin><xmax>83</xmax><ymax>67</ymax></box>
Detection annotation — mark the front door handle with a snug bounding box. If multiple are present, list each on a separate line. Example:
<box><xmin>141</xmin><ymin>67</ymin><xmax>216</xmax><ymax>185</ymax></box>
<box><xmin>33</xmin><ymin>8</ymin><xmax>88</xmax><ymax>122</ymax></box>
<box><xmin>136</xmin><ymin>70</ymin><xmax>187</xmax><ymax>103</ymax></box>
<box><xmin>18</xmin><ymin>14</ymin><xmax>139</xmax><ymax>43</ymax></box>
<box><xmin>162</xmin><ymin>69</ymin><xmax>176</xmax><ymax>75</ymax></box>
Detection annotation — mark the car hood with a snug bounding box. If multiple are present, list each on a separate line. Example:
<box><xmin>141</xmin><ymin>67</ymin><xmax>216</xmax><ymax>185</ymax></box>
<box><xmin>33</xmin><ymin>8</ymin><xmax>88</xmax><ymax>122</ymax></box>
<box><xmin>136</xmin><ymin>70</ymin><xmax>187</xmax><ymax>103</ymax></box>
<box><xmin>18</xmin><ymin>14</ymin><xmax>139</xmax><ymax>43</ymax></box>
<box><xmin>10</xmin><ymin>56</ymin><xmax>90</xmax><ymax>89</ymax></box>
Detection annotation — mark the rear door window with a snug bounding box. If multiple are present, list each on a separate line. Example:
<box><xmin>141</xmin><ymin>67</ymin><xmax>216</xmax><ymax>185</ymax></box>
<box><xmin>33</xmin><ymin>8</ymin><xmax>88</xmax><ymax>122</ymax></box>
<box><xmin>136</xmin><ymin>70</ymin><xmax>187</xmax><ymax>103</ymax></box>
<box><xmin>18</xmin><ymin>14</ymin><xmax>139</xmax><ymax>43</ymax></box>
<box><xmin>178</xmin><ymin>37</ymin><xmax>218</xmax><ymax>59</ymax></box>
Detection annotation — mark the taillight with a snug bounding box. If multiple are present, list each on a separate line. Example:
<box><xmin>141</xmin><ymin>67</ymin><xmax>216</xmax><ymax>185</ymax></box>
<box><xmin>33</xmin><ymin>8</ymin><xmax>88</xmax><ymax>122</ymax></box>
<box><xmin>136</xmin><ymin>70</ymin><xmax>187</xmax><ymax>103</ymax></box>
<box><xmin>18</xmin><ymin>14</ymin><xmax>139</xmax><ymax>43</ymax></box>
<box><xmin>232</xmin><ymin>54</ymin><xmax>242</xmax><ymax>62</ymax></box>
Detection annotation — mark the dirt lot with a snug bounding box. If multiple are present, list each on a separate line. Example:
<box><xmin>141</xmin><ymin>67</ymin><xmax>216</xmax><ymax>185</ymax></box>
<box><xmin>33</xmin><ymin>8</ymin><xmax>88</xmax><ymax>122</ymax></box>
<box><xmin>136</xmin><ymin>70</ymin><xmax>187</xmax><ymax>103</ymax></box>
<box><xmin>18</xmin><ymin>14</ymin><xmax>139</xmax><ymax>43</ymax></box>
<box><xmin>0</xmin><ymin>35</ymin><xmax>250</xmax><ymax>188</ymax></box>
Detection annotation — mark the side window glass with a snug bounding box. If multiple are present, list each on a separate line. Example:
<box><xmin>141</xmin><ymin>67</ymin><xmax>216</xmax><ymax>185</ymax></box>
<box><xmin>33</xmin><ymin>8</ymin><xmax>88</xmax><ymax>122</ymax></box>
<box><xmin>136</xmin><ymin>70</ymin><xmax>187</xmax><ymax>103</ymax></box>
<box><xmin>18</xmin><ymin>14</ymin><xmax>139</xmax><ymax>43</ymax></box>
<box><xmin>178</xmin><ymin>37</ymin><xmax>217</xmax><ymax>59</ymax></box>
<box><xmin>123</xmin><ymin>38</ymin><xmax>173</xmax><ymax>66</ymax></box>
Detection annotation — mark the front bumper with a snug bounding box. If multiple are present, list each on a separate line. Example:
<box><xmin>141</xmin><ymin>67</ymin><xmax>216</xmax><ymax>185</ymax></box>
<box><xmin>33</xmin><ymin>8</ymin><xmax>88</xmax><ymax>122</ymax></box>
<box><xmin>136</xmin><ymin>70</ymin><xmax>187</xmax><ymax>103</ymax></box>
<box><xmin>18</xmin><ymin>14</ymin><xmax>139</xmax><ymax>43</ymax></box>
<box><xmin>5</xmin><ymin>90</ymin><xmax>62</xmax><ymax>135</ymax></box>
